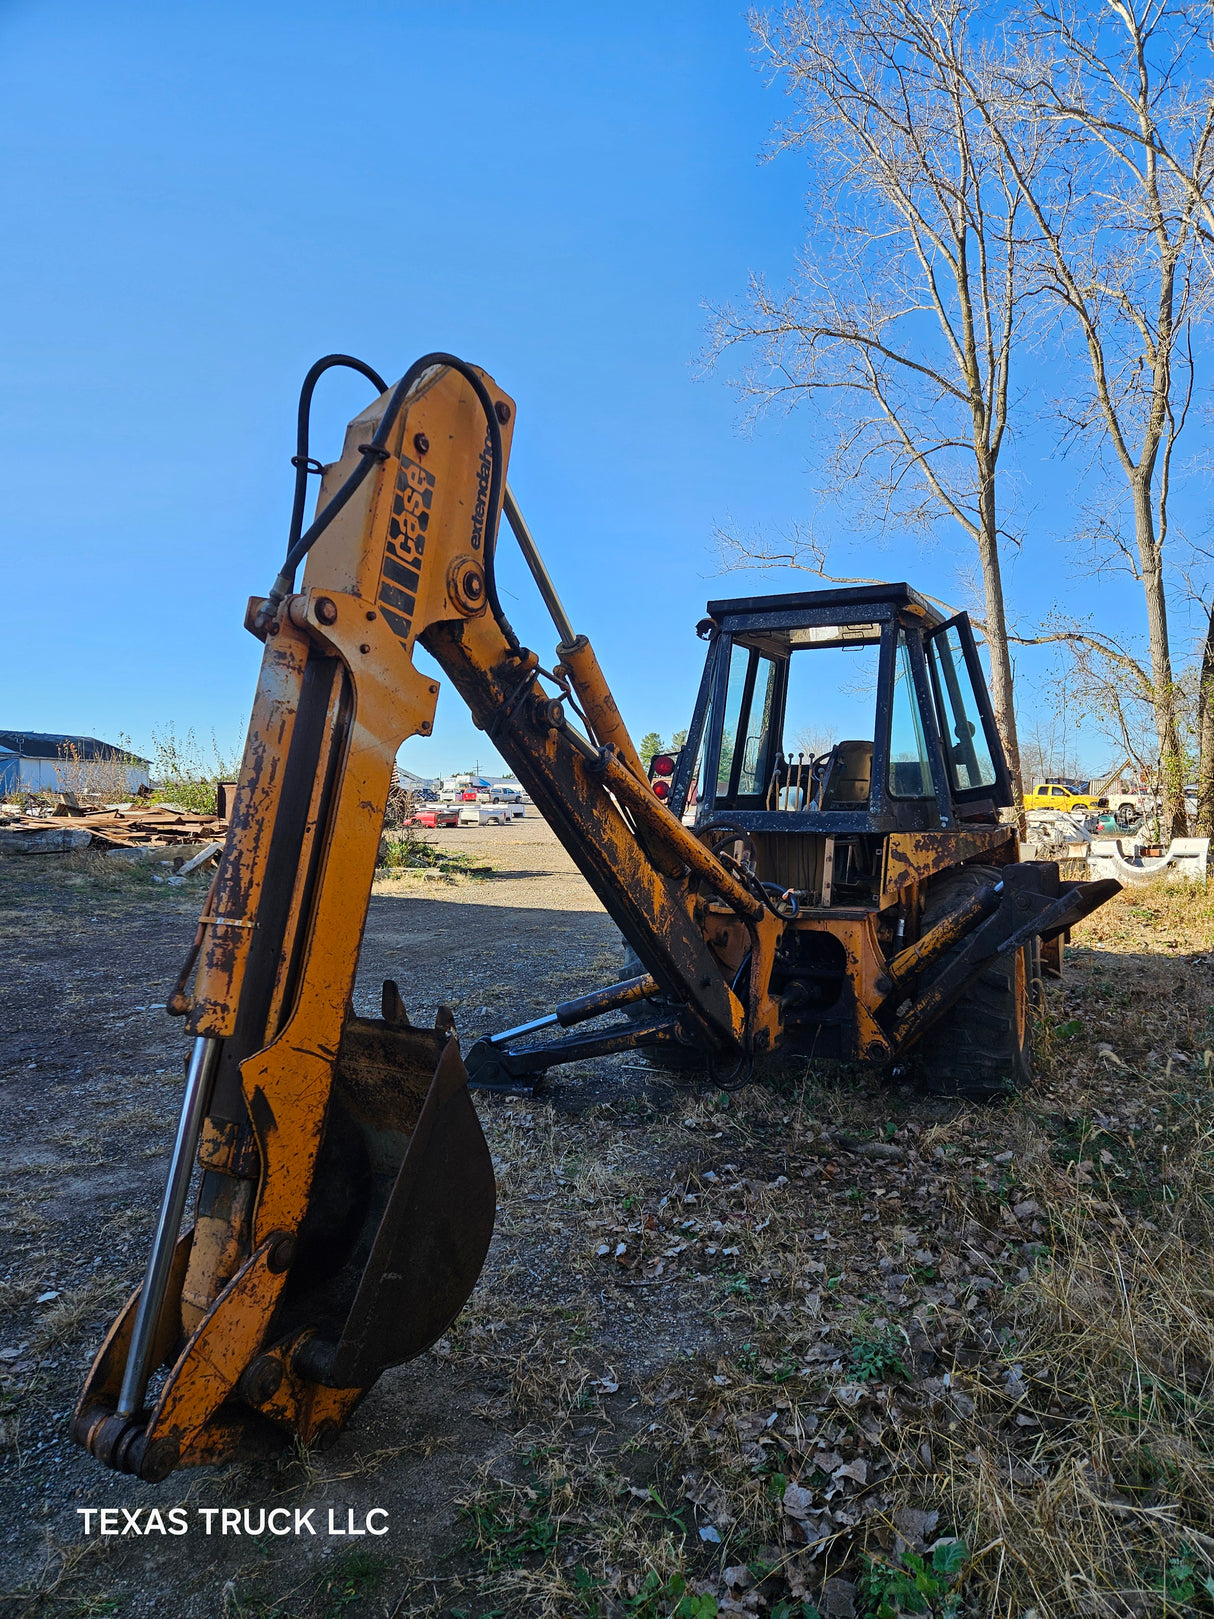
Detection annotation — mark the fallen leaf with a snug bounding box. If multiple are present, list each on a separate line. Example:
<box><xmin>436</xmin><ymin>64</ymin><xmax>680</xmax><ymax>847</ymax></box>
<box><xmin>819</xmin><ymin>1576</ymin><xmax>858</xmax><ymax>1618</ymax></box>
<box><xmin>893</xmin><ymin>1506</ymin><xmax>939</xmax><ymax>1547</ymax></box>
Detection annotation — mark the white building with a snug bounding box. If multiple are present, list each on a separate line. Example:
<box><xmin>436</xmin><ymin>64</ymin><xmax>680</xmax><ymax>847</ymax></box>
<box><xmin>0</xmin><ymin>731</ymin><xmax>151</xmax><ymax>796</ymax></box>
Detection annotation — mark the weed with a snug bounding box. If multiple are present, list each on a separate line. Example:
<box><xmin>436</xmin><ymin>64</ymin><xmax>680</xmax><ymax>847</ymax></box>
<box><xmin>147</xmin><ymin>722</ymin><xmax>242</xmax><ymax>814</ymax></box>
<box><xmin>376</xmin><ymin>829</ymin><xmax>491</xmax><ymax>880</ymax></box>
<box><xmin>626</xmin><ymin>1570</ymin><xmax>717</xmax><ymax>1617</ymax></box>
<box><xmin>1139</xmin><ymin>1547</ymin><xmax>1214</xmax><ymax>1605</ymax></box>
<box><xmin>847</xmin><ymin>1326</ymin><xmax>909</xmax><ymax>1383</ymax></box>
<box><xmin>51</xmin><ymin>736</ymin><xmax>145</xmax><ymax>803</ymax></box>
<box><xmin>461</xmin><ymin>1479</ymin><xmax>561</xmax><ymax>1571</ymax></box>
<box><xmin>858</xmin><ymin>1539</ymin><xmax>969</xmax><ymax>1617</ymax></box>
<box><xmin>315</xmin><ymin>1548</ymin><xmax>390</xmax><ymax>1614</ymax></box>
<box><xmin>644</xmin><ymin>1485</ymin><xmax>691</xmax><ymax>1538</ymax></box>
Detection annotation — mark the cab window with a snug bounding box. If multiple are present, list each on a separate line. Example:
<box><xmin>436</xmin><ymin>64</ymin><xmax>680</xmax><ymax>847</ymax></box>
<box><xmin>887</xmin><ymin>631</ymin><xmax>932</xmax><ymax>797</ymax></box>
<box><xmin>927</xmin><ymin>625</ymin><xmax>997</xmax><ymax>792</ymax></box>
<box><xmin>714</xmin><ymin>643</ymin><xmax>778</xmax><ymax>800</ymax></box>
<box><xmin>782</xmin><ymin>638</ymin><xmax>879</xmax><ymax>768</ymax></box>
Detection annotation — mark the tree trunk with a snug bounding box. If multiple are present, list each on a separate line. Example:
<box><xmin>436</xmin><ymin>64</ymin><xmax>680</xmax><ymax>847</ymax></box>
<box><xmin>1195</xmin><ymin>602</ymin><xmax>1214</xmax><ymax>838</ymax></box>
<box><xmin>1132</xmin><ymin>478</ymin><xmax>1188</xmax><ymax>838</ymax></box>
<box><xmin>976</xmin><ymin>466</ymin><xmax>1023</xmax><ymax>806</ymax></box>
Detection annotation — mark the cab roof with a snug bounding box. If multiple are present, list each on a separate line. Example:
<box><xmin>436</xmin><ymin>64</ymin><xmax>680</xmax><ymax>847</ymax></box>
<box><xmin>705</xmin><ymin>580</ymin><xmax>944</xmax><ymax>631</ymax></box>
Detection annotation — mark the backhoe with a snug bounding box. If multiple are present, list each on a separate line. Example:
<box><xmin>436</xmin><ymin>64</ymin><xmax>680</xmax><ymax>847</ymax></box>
<box><xmin>73</xmin><ymin>354</ymin><xmax>1117</xmax><ymax>1481</ymax></box>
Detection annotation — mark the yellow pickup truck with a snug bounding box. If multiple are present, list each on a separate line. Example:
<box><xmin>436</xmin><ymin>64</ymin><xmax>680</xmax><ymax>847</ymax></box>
<box><xmin>1023</xmin><ymin>781</ymin><xmax>1109</xmax><ymax>813</ymax></box>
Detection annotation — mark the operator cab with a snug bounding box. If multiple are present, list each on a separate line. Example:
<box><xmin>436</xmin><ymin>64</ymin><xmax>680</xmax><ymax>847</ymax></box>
<box><xmin>666</xmin><ymin>583</ymin><xmax>1012</xmax><ymax>907</ymax></box>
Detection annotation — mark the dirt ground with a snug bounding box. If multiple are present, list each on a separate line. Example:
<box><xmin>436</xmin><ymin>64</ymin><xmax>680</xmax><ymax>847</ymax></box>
<box><xmin>0</xmin><ymin>815</ymin><xmax>1212</xmax><ymax>1619</ymax></box>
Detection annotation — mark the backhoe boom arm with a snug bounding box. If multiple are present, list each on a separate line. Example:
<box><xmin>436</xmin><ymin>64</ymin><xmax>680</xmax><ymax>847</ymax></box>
<box><xmin>73</xmin><ymin>356</ymin><xmax>752</xmax><ymax>1481</ymax></box>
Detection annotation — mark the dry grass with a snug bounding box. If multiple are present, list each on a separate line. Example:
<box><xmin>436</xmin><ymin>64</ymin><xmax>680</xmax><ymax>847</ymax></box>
<box><xmin>50</xmin><ymin>740</ymin><xmax>142</xmax><ymax>804</ymax></box>
<box><xmin>28</xmin><ymin>1277</ymin><xmax>127</xmax><ymax>1355</ymax></box>
<box><xmin>0</xmin><ymin>1280</ymin><xmax>42</xmax><ymax>1320</ymax></box>
<box><xmin>419</xmin><ymin>883</ymin><xmax>1214</xmax><ymax>1619</ymax></box>
<box><xmin>33</xmin><ymin>848</ymin><xmax>176</xmax><ymax>895</ymax></box>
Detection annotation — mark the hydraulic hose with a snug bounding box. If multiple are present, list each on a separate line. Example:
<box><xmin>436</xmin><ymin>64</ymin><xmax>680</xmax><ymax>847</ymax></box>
<box><xmin>266</xmin><ymin>351</ymin><xmax>518</xmax><ymax>649</ymax></box>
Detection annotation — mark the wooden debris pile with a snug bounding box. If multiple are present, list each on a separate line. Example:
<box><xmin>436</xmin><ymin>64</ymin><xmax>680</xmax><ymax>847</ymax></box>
<box><xmin>0</xmin><ymin>802</ymin><xmax>228</xmax><ymax>853</ymax></box>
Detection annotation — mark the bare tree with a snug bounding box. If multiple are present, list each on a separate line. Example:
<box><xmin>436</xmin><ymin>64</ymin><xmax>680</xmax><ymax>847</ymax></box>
<box><xmin>707</xmin><ymin>0</ymin><xmax>1046</xmax><ymax>798</ymax></box>
<box><xmin>1196</xmin><ymin>602</ymin><xmax>1214</xmax><ymax>832</ymax></box>
<box><xmin>1018</xmin><ymin>702</ymin><xmax>1087</xmax><ymax>786</ymax></box>
<box><xmin>1169</xmin><ymin>540</ymin><xmax>1214</xmax><ymax>833</ymax></box>
<box><xmin>967</xmin><ymin>0</ymin><xmax>1214</xmax><ymax>837</ymax></box>
<box><xmin>1010</xmin><ymin>619</ymin><xmax>1163</xmax><ymax>781</ymax></box>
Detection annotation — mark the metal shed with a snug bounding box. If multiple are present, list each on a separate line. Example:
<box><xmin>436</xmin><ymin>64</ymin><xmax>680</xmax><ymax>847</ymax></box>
<box><xmin>0</xmin><ymin>732</ymin><xmax>151</xmax><ymax>797</ymax></box>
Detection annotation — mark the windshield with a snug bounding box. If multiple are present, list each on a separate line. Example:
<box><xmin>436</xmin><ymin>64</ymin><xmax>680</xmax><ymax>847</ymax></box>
<box><xmin>709</xmin><ymin>634</ymin><xmax>881</xmax><ymax>809</ymax></box>
<box><xmin>782</xmin><ymin>641</ymin><xmax>879</xmax><ymax>767</ymax></box>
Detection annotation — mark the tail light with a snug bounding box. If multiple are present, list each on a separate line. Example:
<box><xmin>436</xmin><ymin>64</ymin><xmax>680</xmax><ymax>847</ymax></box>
<box><xmin>648</xmin><ymin>750</ymin><xmax>677</xmax><ymax>801</ymax></box>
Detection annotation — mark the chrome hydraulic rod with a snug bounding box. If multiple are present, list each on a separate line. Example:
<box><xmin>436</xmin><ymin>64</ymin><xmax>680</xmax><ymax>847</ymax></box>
<box><xmin>486</xmin><ymin>1012</ymin><xmax>557</xmax><ymax>1047</ymax></box>
<box><xmin>116</xmin><ymin>1035</ymin><xmax>221</xmax><ymax>1418</ymax></box>
<box><xmin>503</xmin><ymin>484</ymin><xmax>577</xmax><ymax>647</ymax></box>
<box><xmin>486</xmin><ymin>972</ymin><xmax>660</xmax><ymax>1047</ymax></box>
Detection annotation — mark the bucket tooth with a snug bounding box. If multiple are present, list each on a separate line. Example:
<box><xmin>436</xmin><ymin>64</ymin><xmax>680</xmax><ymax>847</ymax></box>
<box><xmin>381</xmin><ymin>979</ymin><xmax>411</xmax><ymax>1027</ymax></box>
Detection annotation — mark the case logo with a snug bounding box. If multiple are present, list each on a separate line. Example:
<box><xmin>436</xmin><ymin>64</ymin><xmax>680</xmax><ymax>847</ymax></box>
<box><xmin>377</xmin><ymin>455</ymin><xmax>434</xmax><ymax>648</ymax></box>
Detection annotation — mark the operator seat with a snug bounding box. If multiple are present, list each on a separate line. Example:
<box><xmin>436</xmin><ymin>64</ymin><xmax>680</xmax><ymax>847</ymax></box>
<box><xmin>820</xmin><ymin>740</ymin><xmax>873</xmax><ymax>809</ymax></box>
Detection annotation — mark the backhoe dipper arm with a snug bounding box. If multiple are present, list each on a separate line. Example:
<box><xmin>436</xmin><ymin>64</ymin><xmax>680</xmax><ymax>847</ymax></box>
<box><xmin>74</xmin><ymin>356</ymin><xmax>757</xmax><ymax>1481</ymax></box>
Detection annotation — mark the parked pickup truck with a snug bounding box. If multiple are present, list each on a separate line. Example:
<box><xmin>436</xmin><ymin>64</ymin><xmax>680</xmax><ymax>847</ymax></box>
<box><xmin>1023</xmin><ymin>782</ymin><xmax>1109</xmax><ymax>814</ymax></box>
<box><xmin>458</xmin><ymin>804</ymin><xmax>525</xmax><ymax>827</ymax></box>
<box><xmin>406</xmin><ymin>807</ymin><xmax>460</xmax><ymax>828</ymax></box>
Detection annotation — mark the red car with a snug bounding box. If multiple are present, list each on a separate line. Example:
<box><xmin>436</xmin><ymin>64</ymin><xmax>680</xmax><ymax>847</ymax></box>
<box><xmin>406</xmin><ymin>807</ymin><xmax>459</xmax><ymax>828</ymax></box>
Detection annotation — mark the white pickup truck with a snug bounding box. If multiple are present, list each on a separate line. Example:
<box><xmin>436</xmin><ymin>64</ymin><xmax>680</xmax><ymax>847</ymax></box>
<box><xmin>458</xmin><ymin>803</ymin><xmax>526</xmax><ymax>827</ymax></box>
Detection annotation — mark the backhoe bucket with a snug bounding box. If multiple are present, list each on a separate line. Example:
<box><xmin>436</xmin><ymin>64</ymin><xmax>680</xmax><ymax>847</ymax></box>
<box><xmin>74</xmin><ymin>1017</ymin><xmax>495</xmax><ymax>1480</ymax></box>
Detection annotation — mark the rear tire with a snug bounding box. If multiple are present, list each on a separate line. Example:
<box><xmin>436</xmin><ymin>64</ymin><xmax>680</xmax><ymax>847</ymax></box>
<box><xmin>914</xmin><ymin>865</ymin><xmax>1032</xmax><ymax>1100</ymax></box>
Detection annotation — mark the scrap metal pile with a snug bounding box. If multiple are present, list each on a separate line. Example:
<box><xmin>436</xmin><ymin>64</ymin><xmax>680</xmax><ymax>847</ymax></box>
<box><xmin>0</xmin><ymin>801</ymin><xmax>227</xmax><ymax>857</ymax></box>
<box><xmin>1025</xmin><ymin>807</ymin><xmax>1209</xmax><ymax>882</ymax></box>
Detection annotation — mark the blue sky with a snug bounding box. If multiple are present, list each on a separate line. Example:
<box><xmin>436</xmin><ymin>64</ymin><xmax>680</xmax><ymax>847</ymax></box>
<box><xmin>1</xmin><ymin>0</ymin><xmax>1203</xmax><ymax>780</ymax></box>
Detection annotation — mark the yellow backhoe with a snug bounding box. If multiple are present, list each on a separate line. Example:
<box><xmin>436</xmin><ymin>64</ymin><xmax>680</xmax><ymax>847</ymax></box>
<box><xmin>73</xmin><ymin>354</ymin><xmax>1118</xmax><ymax>1481</ymax></box>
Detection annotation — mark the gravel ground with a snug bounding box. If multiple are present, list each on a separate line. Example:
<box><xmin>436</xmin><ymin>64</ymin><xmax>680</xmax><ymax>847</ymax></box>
<box><xmin>0</xmin><ymin>812</ymin><xmax>652</xmax><ymax>1617</ymax></box>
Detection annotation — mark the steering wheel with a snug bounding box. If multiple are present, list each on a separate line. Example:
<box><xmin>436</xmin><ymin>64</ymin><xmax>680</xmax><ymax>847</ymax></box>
<box><xmin>702</xmin><ymin>825</ymin><xmax>759</xmax><ymax>872</ymax></box>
